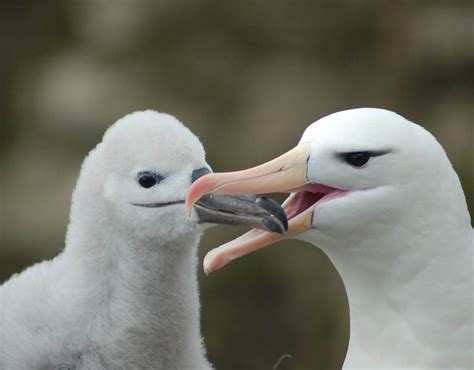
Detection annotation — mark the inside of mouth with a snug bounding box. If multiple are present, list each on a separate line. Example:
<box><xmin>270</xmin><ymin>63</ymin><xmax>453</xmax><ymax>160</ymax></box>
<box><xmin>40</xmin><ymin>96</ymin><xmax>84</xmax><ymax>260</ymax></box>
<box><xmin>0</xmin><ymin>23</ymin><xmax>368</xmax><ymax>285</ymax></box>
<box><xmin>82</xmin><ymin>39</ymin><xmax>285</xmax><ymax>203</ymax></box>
<box><xmin>284</xmin><ymin>191</ymin><xmax>326</xmax><ymax>219</ymax></box>
<box><xmin>284</xmin><ymin>183</ymin><xmax>342</xmax><ymax>220</ymax></box>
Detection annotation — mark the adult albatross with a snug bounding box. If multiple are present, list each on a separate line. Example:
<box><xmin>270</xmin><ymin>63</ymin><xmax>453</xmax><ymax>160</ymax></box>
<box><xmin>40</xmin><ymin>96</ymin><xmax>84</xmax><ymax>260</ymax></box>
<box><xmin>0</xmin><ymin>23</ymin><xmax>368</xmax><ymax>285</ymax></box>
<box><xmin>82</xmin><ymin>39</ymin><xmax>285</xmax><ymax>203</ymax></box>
<box><xmin>0</xmin><ymin>110</ymin><xmax>286</xmax><ymax>369</ymax></box>
<box><xmin>186</xmin><ymin>108</ymin><xmax>473</xmax><ymax>369</ymax></box>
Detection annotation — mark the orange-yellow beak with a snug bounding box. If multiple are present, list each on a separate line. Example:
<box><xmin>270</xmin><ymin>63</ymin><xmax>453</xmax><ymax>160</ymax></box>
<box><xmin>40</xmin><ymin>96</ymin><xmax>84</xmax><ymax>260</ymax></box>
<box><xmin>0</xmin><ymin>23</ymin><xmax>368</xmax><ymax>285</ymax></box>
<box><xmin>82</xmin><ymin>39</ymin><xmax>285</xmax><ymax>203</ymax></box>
<box><xmin>186</xmin><ymin>143</ymin><xmax>319</xmax><ymax>274</ymax></box>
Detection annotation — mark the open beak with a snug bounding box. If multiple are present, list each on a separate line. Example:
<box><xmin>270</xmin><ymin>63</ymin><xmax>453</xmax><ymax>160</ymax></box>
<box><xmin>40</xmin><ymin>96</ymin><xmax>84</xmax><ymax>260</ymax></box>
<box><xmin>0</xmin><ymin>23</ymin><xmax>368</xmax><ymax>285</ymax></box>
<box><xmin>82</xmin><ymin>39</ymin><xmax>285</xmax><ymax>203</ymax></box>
<box><xmin>186</xmin><ymin>143</ymin><xmax>333</xmax><ymax>274</ymax></box>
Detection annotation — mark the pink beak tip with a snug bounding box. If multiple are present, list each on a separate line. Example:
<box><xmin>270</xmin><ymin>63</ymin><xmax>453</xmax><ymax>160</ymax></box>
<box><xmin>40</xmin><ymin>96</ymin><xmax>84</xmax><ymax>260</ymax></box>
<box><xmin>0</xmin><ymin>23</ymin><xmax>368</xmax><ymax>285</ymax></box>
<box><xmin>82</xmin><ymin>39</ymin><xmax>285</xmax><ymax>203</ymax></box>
<box><xmin>203</xmin><ymin>249</ymin><xmax>230</xmax><ymax>274</ymax></box>
<box><xmin>203</xmin><ymin>257</ymin><xmax>212</xmax><ymax>275</ymax></box>
<box><xmin>186</xmin><ymin>175</ymin><xmax>221</xmax><ymax>213</ymax></box>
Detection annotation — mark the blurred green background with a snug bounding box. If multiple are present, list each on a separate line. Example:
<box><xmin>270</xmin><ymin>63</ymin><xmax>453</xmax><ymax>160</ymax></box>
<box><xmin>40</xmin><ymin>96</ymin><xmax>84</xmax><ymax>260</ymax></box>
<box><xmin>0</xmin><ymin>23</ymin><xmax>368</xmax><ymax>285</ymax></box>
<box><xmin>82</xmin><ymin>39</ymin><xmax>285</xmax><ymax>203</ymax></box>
<box><xmin>1</xmin><ymin>1</ymin><xmax>472</xmax><ymax>369</ymax></box>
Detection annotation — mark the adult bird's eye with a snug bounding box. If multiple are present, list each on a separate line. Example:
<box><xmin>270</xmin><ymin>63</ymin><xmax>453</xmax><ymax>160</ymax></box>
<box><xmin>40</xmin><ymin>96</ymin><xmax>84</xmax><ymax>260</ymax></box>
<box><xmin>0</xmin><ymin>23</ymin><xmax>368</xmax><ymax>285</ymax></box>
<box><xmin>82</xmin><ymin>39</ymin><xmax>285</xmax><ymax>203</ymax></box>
<box><xmin>343</xmin><ymin>152</ymin><xmax>371</xmax><ymax>167</ymax></box>
<box><xmin>137</xmin><ymin>171</ymin><xmax>163</xmax><ymax>188</ymax></box>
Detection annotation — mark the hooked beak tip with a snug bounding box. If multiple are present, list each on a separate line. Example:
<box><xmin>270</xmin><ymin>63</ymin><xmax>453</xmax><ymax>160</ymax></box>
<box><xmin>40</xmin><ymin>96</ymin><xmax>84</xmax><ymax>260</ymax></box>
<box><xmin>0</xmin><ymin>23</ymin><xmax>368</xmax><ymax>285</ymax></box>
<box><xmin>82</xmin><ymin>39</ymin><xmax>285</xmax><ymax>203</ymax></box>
<box><xmin>186</xmin><ymin>176</ymin><xmax>220</xmax><ymax>215</ymax></box>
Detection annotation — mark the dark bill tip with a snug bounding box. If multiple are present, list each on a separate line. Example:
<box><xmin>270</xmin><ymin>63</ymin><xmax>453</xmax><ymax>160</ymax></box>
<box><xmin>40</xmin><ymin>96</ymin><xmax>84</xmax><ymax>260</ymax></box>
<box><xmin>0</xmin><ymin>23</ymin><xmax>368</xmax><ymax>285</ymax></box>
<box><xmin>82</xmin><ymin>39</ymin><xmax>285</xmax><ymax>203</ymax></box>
<box><xmin>256</xmin><ymin>197</ymin><xmax>288</xmax><ymax>232</ymax></box>
<box><xmin>195</xmin><ymin>194</ymin><xmax>287</xmax><ymax>234</ymax></box>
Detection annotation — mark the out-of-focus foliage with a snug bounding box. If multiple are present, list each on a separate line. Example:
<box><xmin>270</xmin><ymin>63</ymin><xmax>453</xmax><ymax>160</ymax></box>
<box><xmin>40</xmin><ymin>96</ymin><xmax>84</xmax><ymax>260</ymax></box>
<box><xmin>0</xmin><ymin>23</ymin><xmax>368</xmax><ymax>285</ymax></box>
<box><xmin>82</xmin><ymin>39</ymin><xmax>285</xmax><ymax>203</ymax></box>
<box><xmin>1</xmin><ymin>1</ymin><xmax>472</xmax><ymax>369</ymax></box>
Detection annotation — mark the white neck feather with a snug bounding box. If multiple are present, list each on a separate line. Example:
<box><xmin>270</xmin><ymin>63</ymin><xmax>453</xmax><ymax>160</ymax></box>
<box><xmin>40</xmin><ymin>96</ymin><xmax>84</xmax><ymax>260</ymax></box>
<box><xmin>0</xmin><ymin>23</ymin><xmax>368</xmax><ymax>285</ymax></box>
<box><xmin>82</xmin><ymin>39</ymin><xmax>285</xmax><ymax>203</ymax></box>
<box><xmin>56</xmin><ymin>215</ymin><xmax>211</xmax><ymax>369</ymax></box>
<box><xmin>314</xmin><ymin>185</ymin><xmax>473</xmax><ymax>369</ymax></box>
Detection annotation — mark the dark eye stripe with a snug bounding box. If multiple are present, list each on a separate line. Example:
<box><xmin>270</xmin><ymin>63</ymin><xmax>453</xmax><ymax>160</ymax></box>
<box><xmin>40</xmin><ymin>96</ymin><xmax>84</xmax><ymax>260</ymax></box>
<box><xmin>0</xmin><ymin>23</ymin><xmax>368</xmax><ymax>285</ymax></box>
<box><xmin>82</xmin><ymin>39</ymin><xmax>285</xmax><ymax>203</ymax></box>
<box><xmin>337</xmin><ymin>150</ymin><xmax>391</xmax><ymax>168</ymax></box>
<box><xmin>343</xmin><ymin>152</ymin><xmax>371</xmax><ymax>167</ymax></box>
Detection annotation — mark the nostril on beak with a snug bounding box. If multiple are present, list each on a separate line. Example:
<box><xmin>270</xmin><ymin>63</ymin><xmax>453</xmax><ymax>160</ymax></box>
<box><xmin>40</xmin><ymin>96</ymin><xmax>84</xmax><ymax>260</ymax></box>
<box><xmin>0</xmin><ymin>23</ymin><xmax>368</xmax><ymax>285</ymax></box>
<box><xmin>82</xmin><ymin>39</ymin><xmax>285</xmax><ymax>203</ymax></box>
<box><xmin>191</xmin><ymin>167</ymin><xmax>212</xmax><ymax>183</ymax></box>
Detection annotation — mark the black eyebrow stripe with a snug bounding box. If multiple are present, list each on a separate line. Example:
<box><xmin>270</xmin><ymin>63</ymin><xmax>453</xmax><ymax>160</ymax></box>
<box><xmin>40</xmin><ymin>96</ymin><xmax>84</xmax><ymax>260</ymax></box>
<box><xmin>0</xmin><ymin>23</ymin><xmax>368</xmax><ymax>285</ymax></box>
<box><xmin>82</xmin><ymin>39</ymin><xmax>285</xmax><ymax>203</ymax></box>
<box><xmin>335</xmin><ymin>150</ymin><xmax>393</xmax><ymax>163</ymax></box>
<box><xmin>137</xmin><ymin>171</ymin><xmax>165</xmax><ymax>181</ymax></box>
<box><xmin>337</xmin><ymin>149</ymin><xmax>392</xmax><ymax>157</ymax></box>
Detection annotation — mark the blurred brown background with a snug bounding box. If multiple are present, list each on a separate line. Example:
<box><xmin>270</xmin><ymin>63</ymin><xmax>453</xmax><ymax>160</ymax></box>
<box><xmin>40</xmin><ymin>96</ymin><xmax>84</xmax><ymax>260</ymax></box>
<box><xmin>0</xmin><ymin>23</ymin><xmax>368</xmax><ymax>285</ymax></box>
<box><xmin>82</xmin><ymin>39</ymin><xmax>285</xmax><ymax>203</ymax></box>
<box><xmin>1</xmin><ymin>1</ymin><xmax>472</xmax><ymax>369</ymax></box>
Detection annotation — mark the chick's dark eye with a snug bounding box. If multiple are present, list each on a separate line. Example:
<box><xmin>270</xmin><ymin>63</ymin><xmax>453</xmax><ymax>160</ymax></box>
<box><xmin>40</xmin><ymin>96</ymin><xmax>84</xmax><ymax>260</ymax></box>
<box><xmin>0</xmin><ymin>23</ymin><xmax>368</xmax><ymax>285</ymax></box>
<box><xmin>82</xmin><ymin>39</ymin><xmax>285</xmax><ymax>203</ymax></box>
<box><xmin>344</xmin><ymin>152</ymin><xmax>371</xmax><ymax>167</ymax></box>
<box><xmin>137</xmin><ymin>171</ymin><xmax>163</xmax><ymax>188</ymax></box>
<box><xmin>138</xmin><ymin>176</ymin><xmax>156</xmax><ymax>188</ymax></box>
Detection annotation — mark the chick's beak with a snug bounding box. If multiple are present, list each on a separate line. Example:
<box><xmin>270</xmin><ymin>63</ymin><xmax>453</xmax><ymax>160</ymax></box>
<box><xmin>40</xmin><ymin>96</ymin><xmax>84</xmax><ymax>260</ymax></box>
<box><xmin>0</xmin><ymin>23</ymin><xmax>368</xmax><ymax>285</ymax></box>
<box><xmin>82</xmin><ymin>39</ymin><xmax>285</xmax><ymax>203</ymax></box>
<box><xmin>194</xmin><ymin>194</ymin><xmax>288</xmax><ymax>235</ymax></box>
<box><xmin>190</xmin><ymin>167</ymin><xmax>288</xmax><ymax>236</ymax></box>
<box><xmin>186</xmin><ymin>143</ymin><xmax>314</xmax><ymax>274</ymax></box>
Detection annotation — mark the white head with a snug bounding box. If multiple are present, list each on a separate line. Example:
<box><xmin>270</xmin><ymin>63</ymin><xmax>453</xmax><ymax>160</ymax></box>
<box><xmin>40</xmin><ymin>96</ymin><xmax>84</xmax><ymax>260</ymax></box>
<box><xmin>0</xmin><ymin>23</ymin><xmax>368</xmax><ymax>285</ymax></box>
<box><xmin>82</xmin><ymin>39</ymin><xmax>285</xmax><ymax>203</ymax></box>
<box><xmin>68</xmin><ymin>110</ymin><xmax>207</xmax><ymax>245</ymax></box>
<box><xmin>295</xmin><ymin>108</ymin><xmax>462</xmax><ymax>244</ymax></box>
<box><xmin>186</xmin><ymin>108</ymin><xmax>470</xmax><ymax>272</ymax></box>
<box><xmin>67</xmin><ymin>110</ymin><xmax>287</xmax><ymax>251</ymax></box>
